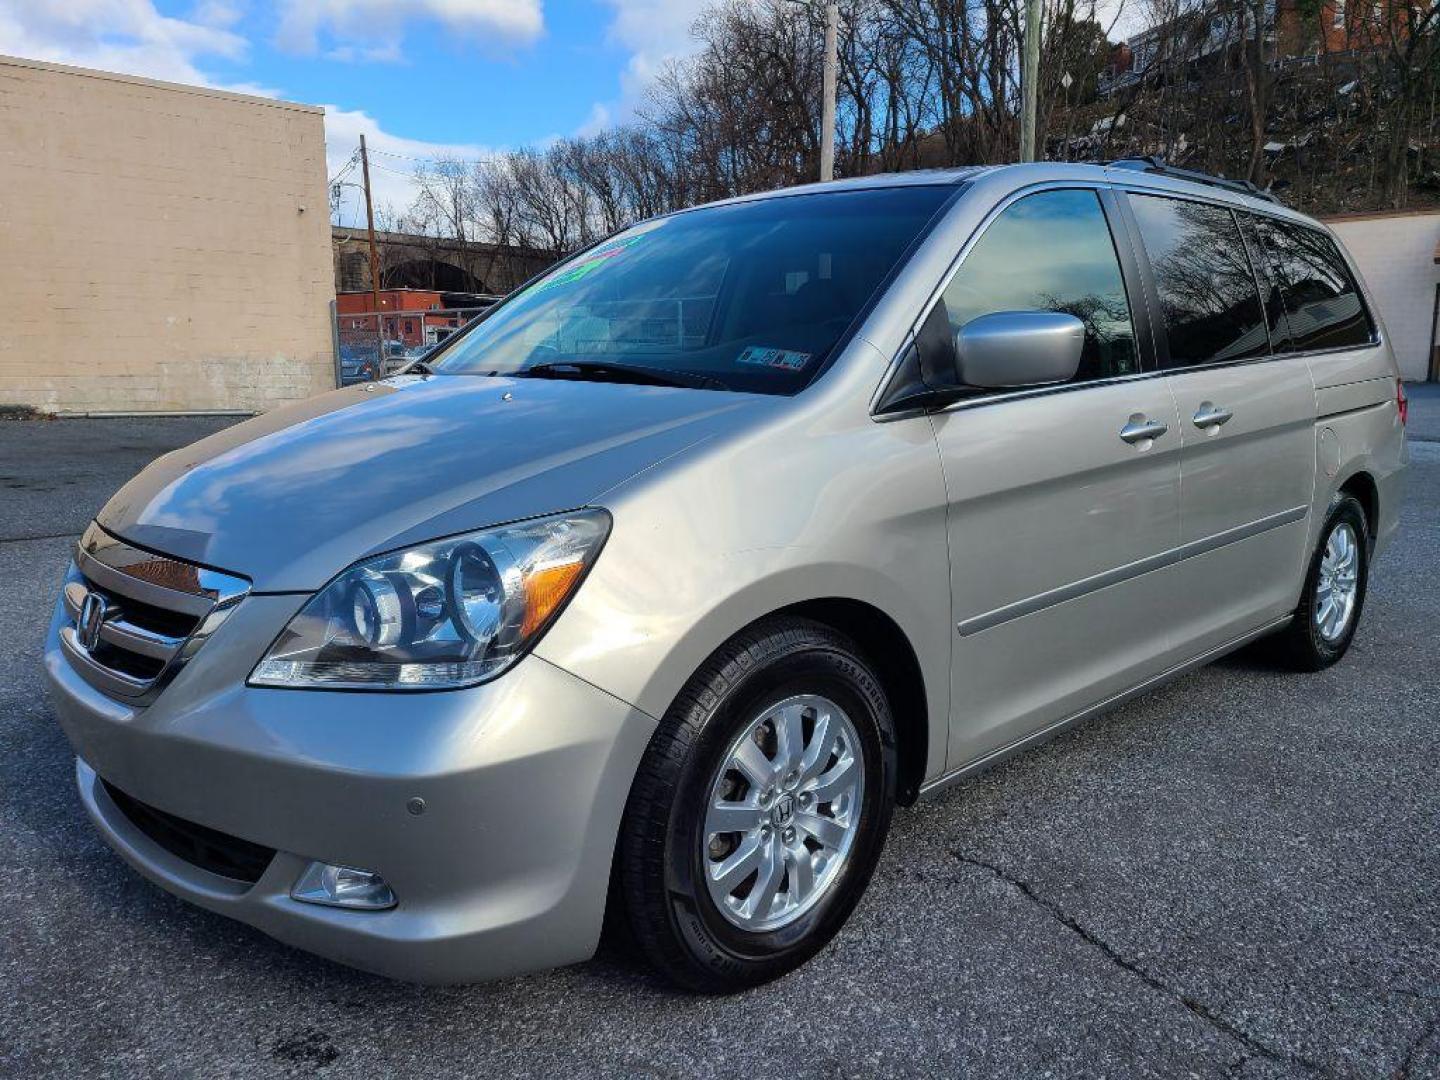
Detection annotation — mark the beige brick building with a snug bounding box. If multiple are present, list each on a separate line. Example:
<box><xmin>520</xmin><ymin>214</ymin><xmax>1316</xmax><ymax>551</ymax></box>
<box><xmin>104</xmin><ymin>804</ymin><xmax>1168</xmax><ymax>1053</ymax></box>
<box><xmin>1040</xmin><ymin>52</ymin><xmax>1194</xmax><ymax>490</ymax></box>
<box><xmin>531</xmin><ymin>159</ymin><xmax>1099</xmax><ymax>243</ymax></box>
<box><xmin>0</xmin><ymin>55</ymin><xmax>334</xmax><ymax>414</ymax></box>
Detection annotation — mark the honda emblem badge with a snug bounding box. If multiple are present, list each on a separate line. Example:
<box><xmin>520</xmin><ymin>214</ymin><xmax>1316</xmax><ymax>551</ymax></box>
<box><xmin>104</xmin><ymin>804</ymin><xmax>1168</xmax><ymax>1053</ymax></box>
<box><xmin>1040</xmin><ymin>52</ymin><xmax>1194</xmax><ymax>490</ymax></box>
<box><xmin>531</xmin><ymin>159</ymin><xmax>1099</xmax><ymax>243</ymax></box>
<box><xmin>78</xmin><ymin>592</ymin><xmax>108</xmax><ymax>652</ymax></box>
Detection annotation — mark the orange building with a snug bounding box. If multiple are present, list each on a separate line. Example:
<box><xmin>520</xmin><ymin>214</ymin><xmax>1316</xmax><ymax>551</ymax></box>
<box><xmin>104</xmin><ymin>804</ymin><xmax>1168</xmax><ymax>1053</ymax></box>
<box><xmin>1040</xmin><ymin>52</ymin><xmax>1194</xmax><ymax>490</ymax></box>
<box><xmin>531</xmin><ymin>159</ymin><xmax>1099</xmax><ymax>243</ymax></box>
<box><xmin>336</xmin><ymin>288</ymin><xmax>488</xmax><ymax>347</ymax></box>
<box><xmin>1103</xmin><ymin>0</ymin><xmax>1416</xmax><ymax>95</ymax></box>
<box><xmin>1279</xmin><ymin>0</ymin><xmax>1415</xmax><ymax>55</ymax></box>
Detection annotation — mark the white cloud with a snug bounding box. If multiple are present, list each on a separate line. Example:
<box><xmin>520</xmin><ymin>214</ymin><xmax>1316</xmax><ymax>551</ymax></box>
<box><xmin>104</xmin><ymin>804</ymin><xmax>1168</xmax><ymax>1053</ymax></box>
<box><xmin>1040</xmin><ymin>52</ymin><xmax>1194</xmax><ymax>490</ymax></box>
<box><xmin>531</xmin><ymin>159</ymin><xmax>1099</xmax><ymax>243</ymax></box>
<box><xmin>589</xmin><ymin>0</ymin><xmax>709</xmax><ymax>125</ymax></box>
<box><xmin>0</xmin><ymin>0</ymin><xmax>260</xmax><ymax>88</ymax></box>
<box><xmin>274</xmin><ymin>0</ymin><xmax>543</xmax><ymax>58</ymax></box>
<box><xmin>575</xmin><ymin>101</ymin><xmax>612</xmax><ymax>138</ymax></box>
<box><xmin>191</xmin><ymin>1</ymin><xmax>245</xmax><ymax>31</ymax></box>
<box><xmin>322</xmin><ymin>105</ymin><xmax>502</xmax><ymax>227</ymax></box>
<box><xmin>323</xmin><ymin>41</ymin><xmax>405</xmax><ymax>63</ymax></box>
<box><xmin>1094</xmin><ymin>0</ymin><xmax>1148</xmax><ymax>42</ymax></box>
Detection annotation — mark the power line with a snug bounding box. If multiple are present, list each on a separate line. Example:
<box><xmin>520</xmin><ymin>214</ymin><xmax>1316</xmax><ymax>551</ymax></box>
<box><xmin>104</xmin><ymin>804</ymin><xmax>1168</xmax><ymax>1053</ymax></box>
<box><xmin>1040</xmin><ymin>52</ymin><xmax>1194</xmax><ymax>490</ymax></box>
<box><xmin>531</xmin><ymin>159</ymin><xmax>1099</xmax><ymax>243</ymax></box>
<box><xmin>367</xmin><ymin>146</ymin><xmax>504</xmax><ymax>167</ymax></box>
<box><xmin>367</xmin><ymin>160</ymin><xmax>422</xmax><ymax>179</ymax></box>
<box><xmin>330</xmin><ymin>183</ymin><xmax>369</xmax><ymax>228</ymax></box>
<box><xmin>328</xmin><ymin>149</ymin><xmax>360</xmax><ymax>187</ymax></box>
<box><xmin>328</xmin><ymin>143</ymin><xmax>507</xmax><ymax>176</ymax></box>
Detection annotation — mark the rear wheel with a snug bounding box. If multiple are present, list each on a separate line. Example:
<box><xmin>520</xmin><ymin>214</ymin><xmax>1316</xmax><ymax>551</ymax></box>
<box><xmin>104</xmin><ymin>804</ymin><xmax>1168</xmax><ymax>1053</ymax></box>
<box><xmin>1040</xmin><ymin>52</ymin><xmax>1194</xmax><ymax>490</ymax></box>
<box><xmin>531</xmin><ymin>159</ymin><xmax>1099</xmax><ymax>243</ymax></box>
<box><xmin>1273</xmin><ymin>493</ymin><xmax>1370</xmax><ymax>671</ymax></box>
<box><xmin>617</xmin><ymin>617</ymin><xmax>897</xmax><ymax>993</ymax></box>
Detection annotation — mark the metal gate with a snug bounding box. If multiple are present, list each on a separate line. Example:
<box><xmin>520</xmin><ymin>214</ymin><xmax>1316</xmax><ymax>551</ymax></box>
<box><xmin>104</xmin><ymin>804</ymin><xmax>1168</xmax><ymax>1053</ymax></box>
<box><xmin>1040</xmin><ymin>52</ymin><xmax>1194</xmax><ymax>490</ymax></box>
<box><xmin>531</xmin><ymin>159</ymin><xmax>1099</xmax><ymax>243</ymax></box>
<box><xmin>332</xmin><ymin>302</ymin><xmax>499</xmax><ymax>386</ymax></box>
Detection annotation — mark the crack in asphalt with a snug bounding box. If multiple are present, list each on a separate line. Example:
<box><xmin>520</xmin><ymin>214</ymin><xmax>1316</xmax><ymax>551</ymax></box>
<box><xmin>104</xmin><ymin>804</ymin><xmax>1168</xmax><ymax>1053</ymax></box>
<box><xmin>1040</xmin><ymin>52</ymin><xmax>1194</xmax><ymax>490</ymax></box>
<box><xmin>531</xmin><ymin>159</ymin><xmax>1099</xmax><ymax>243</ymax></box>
<box><xmin>0</xmin><ymin>531</ymin><xmax>79</xmax><ymax>546</ymax></box>
<box><xmin>951</xmin><ymin>851</ymin><xmax>1329</xmax><ymax>1076</ymax></box>
<box><xmin>1395</xmin><ymin>1012</ymin><xmax>1440</xmax><ymax>1080</ymax></box>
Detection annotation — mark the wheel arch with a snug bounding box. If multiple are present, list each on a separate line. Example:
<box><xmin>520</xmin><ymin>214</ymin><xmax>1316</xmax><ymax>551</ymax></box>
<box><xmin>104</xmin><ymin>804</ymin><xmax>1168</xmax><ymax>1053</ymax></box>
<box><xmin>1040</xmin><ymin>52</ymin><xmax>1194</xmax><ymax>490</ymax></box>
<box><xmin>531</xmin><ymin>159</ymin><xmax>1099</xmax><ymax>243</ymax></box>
<box><xmin>773</xmin><ymin>598</ymin><xmax>930</xmax><ymax>806</ymax></box>
<box><xmin>600</xmin><ymin>592</ymin><xmax>935</xmax><ymax>961</ymax></box>
<box><xmin>617</xmin><ymin>589</ymin><xmax>939</xmax><ymax>809</ymax></box>
<box><xmin>1337</xmin><ymin>469</ymin><xmax>1380</xmax><ymax>548</ymax></box>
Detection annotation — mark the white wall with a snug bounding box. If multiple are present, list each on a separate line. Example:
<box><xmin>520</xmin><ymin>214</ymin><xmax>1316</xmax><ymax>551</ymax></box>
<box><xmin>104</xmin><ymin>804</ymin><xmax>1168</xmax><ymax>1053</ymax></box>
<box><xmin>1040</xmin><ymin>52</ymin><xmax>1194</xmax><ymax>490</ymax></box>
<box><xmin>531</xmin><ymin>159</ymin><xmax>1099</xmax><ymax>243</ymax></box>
<box><xmin>1324</xmin><ymin>210</ymin><xmax>1440</xmax><ymax>382</ymax></box>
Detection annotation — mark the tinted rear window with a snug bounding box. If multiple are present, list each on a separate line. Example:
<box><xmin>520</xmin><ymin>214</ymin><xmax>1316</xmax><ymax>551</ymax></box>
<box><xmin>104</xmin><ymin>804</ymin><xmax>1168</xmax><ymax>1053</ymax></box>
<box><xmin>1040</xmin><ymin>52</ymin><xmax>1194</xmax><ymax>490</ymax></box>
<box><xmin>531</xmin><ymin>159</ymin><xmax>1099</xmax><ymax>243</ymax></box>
<box><xmin>1128</xmin><ymin>194</ymin><xmax>1269</xmax><ymax>369</ymax></box>
<box><xmin>1247</xmin><ymin>216</ymin><xmax>1375</xmax><ymax>352</ymax></box>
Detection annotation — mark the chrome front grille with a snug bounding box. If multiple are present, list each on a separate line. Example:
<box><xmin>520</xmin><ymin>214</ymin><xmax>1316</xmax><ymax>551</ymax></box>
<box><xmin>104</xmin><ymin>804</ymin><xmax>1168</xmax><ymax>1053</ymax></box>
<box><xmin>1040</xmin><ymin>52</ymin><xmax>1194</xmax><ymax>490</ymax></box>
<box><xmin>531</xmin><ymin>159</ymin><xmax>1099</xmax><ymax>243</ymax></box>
<box><xmin>59</xmin><ymin>523</ymin><xmax>250</xmax><ymax>703</ymax></box>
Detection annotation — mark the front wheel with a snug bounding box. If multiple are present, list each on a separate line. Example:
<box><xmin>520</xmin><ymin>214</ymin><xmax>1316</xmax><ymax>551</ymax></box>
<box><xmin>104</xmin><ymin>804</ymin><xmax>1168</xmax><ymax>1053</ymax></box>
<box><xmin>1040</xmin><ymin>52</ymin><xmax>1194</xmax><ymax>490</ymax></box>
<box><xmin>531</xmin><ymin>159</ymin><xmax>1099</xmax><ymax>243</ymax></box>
<box><xmin>616</xmin><ymin>617</ymin><xmax>897</xmax><ymax>993</ymax></box>
<box><xmin>1273</xmin><ymin>493</ymin><xmax>1370</xmax><ymax>671</ymax></box>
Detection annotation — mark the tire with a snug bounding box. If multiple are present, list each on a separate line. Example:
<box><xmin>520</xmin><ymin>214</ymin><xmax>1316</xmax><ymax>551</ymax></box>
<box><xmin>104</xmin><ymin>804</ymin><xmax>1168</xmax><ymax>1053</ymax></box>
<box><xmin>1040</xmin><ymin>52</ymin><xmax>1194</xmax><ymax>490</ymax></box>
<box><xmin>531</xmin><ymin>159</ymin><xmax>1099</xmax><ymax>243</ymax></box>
<box><xmin>617</xmin><ymin>616</ymin><xmax>897</xmax><ymax>993</ymax></box>
<box><xmin>1272</xmin><ymin>492</ymin><xmax>1370</xmax><ymax>671</ymax></box>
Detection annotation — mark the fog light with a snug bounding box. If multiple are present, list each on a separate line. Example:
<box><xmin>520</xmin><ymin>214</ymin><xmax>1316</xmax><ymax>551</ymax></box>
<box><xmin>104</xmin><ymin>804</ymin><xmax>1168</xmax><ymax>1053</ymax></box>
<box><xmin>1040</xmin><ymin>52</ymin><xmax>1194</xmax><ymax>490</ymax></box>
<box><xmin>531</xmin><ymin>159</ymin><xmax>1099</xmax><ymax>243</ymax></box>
<box><xmin>291</xmin><ymin>861</ymin><xmax>397</xmax><ymax>910</ymax></box>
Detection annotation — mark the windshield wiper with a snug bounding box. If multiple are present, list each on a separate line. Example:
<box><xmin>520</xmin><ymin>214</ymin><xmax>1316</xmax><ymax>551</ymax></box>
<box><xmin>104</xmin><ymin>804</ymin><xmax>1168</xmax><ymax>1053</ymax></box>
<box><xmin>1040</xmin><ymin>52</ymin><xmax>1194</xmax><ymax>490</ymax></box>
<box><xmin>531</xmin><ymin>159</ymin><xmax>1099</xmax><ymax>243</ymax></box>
<box><xmin>402</xmin><ymin>359</ymin><xmax>436</xmax><ymax>375</ymax></box>
<box><xmin>521</xmin><ymin>360</ymin><xmax>728</xmax><ymax>391</ymax></box>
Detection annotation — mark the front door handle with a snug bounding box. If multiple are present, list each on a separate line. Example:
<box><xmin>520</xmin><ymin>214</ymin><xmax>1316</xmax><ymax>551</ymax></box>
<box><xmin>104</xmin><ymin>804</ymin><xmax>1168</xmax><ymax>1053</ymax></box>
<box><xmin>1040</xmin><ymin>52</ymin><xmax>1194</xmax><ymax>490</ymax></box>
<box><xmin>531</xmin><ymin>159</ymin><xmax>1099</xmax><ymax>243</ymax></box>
<box><xmin>1193</xmin><ymin>402</ymin><xmax>1234</xmax><ymax>429</ymax></box>
<box><xmin>1119</xmin><ymin>415</ymin><xmax>1169</xmax><ymax>445</ymax></box>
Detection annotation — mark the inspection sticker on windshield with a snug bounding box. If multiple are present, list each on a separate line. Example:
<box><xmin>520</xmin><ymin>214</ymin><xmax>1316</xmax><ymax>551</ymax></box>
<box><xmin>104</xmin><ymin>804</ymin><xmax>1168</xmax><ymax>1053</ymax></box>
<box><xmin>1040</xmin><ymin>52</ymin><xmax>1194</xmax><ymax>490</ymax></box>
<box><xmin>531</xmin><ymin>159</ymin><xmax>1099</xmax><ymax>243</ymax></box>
<box><xmin>737</xmin><ymin>346</ymin><xmax>812</xmax><ymax>371</ymax></box>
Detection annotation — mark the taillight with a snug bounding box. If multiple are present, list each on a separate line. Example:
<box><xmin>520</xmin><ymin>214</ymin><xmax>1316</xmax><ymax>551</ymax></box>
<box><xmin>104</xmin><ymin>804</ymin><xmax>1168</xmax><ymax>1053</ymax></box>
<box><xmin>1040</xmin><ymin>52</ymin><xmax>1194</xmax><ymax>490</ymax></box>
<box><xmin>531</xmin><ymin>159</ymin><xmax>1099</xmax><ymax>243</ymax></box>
<box><xmin>1397</xmin><ymin>379</ymin><xmax>1408</xmax><ymax>426</ymax></box>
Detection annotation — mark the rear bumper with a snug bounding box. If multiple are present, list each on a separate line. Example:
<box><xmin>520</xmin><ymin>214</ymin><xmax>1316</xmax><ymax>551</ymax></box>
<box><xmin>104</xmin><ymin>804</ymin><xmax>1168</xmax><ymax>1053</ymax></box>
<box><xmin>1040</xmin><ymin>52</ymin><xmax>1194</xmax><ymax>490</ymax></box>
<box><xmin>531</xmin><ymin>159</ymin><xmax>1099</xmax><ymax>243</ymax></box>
<box><xmin>46</xmin><ymin>590</ymin><xmax>657</xmax><ymax>984</ymax></box>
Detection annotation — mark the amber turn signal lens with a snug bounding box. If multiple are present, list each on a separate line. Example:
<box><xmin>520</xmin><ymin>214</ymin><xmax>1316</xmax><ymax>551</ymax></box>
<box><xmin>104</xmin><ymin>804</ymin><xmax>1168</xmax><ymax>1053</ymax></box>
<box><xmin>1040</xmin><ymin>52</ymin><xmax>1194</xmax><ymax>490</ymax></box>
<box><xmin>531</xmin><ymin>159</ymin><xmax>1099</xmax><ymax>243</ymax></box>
<box><xmin>520</xmin><ymin>559</ymin><xmax>586</xmax><ymax>637</ymax></box>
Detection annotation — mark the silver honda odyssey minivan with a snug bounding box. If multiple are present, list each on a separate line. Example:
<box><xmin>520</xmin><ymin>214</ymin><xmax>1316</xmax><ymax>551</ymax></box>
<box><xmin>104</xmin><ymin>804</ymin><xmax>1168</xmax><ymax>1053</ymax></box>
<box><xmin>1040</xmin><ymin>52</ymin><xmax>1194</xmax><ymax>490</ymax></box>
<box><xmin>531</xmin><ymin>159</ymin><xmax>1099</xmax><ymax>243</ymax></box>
<box><xmin>46</xmin><ymin>161</ymin><xmax>1407</xmax><ymax>992</ymax></box>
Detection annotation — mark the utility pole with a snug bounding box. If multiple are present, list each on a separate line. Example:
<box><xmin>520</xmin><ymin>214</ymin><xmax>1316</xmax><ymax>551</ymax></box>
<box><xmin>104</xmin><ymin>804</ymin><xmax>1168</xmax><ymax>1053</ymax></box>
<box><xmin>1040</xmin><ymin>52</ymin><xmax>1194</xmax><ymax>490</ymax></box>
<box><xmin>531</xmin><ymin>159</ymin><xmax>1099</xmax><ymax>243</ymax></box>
<box><xmin>821</xmin><ymin>2</ymin><xmax>838</xmax><ymax>181</ymax></box>
<box><xmin>359</xmin><ymin>134</ymin><xmax>382</xmax><ymax>311</ymax></box>
<box><xmin>1020</xmin><ymin>0</ymin><xmax>1042</xmax><ymax>162</ymax></box>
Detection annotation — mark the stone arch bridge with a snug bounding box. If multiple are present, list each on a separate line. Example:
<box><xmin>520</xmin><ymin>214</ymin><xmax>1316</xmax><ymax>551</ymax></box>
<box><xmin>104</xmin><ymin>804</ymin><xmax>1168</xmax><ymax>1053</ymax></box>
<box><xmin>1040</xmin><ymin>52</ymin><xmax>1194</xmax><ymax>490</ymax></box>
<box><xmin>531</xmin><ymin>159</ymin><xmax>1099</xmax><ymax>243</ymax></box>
<box><xmin>332</xmin><ymin>226</ymin><xmax>556</xmax><ymax>297</ymax></box>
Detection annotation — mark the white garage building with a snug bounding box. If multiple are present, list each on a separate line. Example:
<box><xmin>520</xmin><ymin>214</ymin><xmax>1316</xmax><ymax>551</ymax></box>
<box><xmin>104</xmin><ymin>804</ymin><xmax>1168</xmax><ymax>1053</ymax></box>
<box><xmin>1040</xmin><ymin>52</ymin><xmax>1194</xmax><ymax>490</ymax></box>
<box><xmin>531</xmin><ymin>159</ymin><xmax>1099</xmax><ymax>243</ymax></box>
<box><xmin>1324</xmin><ymin>209</ymin><xmax>1440</xmax><ymax>383</ymax></box>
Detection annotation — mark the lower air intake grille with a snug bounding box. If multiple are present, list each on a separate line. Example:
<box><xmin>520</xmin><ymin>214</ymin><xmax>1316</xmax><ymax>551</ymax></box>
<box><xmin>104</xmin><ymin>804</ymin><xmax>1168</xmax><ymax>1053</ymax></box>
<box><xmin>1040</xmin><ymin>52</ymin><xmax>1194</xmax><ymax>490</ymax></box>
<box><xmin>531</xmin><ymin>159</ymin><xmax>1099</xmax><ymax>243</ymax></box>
<box><xmin>102</xmin><ymin>779</ymin><xmax>276</xmax><ymax>885</ymax></box>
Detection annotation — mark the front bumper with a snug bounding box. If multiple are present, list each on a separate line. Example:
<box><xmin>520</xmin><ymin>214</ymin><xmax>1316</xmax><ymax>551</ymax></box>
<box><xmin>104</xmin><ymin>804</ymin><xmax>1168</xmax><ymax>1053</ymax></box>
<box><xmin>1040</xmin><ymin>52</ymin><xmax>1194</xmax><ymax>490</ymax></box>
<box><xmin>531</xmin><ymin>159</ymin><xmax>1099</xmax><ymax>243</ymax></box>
<box><xmin>45</xmin><ymin>589</ymin><xmax>657</xmax><ymax>984</ymax></box>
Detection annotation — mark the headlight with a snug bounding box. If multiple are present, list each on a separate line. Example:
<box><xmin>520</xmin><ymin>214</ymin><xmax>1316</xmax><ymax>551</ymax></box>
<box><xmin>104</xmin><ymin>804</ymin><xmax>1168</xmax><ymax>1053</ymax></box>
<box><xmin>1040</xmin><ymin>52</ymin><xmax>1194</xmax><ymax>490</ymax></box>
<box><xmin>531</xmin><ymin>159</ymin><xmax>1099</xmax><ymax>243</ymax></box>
<box><xmin>249</xmin><ymin>509</ymin><xmax>609</xmax><ymax>690</ymax></box>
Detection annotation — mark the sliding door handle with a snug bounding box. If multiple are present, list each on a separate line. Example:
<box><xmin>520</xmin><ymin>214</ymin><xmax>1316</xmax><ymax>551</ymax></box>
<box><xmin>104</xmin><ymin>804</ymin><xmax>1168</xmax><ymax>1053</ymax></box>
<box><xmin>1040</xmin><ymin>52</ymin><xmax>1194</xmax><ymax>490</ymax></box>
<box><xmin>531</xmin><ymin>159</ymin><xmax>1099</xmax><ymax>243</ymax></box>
<box><xmin>1193</xmin><ymin>402</ymin><xmax>1234</xmax><ymax>429</ymax></box>
<box><xmin>1119</xmin><ymin>415</ymin><xmax>1169</xmax><ymax>445</ymax></box>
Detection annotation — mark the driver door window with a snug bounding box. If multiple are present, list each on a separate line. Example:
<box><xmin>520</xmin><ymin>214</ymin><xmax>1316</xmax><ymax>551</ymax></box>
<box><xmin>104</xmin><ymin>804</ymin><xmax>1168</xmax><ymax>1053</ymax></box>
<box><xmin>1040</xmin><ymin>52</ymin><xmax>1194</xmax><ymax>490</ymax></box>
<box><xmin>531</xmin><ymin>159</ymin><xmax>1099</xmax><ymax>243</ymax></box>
<box><xmin>940</xmin><ymin>188</ymin><xmax>1139</xmax><ymax>388</ymax></box>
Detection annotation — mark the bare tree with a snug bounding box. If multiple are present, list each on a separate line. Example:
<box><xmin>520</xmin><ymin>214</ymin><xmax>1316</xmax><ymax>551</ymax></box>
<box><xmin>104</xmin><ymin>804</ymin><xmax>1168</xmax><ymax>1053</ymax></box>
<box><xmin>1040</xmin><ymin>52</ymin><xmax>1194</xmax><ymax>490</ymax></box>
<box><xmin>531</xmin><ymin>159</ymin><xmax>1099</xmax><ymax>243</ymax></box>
<box><xmin>411</xmin><ymin>156</ymin><xmax>476</xmax><ymax>241</ymax></box>
<box><xmin>400</xmin><ymin>0</ymin><xmax>1440</xmax><ymax>268</ymax></box>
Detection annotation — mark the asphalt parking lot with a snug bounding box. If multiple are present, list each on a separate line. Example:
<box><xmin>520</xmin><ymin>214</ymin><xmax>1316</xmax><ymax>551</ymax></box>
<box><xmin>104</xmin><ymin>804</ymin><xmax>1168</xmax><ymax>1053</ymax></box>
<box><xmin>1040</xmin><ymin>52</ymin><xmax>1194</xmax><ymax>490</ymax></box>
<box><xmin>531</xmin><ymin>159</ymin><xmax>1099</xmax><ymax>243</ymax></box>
<box><xmin>3</xmin><ymin>396</ymin><xmax>1438</xmax><ymax>1079</ymax></box>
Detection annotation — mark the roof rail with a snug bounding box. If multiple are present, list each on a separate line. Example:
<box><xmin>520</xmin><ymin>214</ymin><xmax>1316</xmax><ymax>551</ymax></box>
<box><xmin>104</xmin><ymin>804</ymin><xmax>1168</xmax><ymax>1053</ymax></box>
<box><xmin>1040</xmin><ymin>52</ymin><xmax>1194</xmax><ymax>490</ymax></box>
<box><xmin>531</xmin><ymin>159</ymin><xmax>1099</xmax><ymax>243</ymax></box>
<box><xmin>1105</xmin><ymin>156</ymin><xmax>1281</xmax><ymax>204</ymax></box>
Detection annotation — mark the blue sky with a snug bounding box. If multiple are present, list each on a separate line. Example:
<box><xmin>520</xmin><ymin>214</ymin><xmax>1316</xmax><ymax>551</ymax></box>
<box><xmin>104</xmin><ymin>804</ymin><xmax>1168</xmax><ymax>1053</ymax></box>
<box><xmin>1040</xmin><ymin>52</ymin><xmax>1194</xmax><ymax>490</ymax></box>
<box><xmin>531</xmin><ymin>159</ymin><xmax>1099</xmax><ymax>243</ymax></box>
<box><xmin>0</xmin><ymin>1</ymin><xmax>709</xmax><ymax>224</ymax></box>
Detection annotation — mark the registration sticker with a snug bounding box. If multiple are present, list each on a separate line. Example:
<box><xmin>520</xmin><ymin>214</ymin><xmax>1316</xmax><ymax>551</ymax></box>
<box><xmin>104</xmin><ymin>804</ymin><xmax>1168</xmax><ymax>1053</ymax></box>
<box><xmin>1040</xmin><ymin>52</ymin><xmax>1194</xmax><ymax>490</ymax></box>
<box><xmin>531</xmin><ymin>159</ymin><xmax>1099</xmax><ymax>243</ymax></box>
<box><xmin>736</xmin><ymin>345</ymin><xmax>812</xmax><ymax>371</ymax></box>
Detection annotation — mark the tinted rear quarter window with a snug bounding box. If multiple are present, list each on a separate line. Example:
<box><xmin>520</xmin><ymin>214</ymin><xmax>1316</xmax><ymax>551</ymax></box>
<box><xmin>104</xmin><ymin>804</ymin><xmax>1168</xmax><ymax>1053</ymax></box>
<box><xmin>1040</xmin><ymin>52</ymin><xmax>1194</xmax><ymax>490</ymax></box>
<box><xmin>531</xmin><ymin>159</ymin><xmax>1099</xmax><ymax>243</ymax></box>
<box><xmin>1247</xmin><ymin>216</ymin><xmax>1375</xmax><ymax>352</ymax></box>
<box><xmin>1128</xmin><ymin>193</ymin><xmax>1269</xmax><ymax>368</ymax></box>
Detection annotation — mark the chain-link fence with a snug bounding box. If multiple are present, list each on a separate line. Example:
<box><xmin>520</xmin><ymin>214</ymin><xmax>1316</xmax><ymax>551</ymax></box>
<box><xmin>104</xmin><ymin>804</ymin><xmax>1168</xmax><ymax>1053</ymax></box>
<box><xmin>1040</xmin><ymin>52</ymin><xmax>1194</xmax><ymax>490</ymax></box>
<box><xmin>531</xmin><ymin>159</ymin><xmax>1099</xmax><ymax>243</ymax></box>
<box><xmin>332</xmin><ymin>302</ymin><xmax>499</xmax><ymax>386</ymax></box>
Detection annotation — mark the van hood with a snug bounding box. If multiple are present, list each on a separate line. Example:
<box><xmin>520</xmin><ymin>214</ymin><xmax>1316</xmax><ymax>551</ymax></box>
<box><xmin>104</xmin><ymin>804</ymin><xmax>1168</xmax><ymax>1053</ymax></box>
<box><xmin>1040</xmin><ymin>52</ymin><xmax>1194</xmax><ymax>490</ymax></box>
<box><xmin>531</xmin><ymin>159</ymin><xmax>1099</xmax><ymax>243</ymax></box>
<box><xmin>97</xmin><ymin>374</ymin><xmax>764</xmax><ymax>592</ymax></box>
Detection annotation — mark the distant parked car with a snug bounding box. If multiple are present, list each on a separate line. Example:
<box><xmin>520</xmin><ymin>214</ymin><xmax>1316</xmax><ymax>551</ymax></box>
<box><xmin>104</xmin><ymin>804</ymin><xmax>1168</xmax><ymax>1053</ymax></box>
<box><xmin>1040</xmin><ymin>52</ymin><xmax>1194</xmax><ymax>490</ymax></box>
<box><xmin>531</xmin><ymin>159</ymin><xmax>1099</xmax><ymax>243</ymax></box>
<box><xmin>337</xmin><ymin>346</ymin><xmax>378</xmax><ymax>385</ymax></box>
<box><xmin>375</xmin><ymin>339</ymin><xmax>432</xmax><ymax>376</ymax></box>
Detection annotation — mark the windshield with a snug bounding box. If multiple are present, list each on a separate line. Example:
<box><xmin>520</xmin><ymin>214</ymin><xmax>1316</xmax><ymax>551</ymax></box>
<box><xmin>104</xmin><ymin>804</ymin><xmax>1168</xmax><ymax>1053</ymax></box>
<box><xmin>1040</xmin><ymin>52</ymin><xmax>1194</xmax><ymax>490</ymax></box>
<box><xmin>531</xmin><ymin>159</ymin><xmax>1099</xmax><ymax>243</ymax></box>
<box><xmin>430</xmin><ymin>185</ymin><xmax>955</xmax><ymax>394</ymax></box>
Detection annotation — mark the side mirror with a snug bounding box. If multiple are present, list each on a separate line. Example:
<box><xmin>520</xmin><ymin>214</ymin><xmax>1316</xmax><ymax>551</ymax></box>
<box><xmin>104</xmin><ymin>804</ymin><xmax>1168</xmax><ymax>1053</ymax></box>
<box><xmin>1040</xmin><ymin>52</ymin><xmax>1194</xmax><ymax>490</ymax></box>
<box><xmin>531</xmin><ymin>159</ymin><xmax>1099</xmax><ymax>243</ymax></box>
<box><xmin>956</xmin><ymin>311</ymin><xmax>1084</xmax><ymax>389</ymax></box>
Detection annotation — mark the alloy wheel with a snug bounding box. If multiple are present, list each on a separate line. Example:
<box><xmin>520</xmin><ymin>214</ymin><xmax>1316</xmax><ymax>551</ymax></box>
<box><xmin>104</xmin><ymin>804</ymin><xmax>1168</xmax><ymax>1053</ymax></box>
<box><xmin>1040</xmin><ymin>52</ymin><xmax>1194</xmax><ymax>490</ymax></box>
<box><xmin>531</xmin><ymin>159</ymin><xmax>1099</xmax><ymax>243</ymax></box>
<box><xmin>1315</xmin><ymin>520</ymin><xmax>1360</xmax><ymax>642</ymax></box>
<box><xmin>701</xmin><ymin>694</ymin><xmax>864</xmax><ymax>932</ymax></box>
